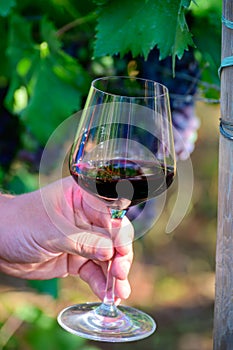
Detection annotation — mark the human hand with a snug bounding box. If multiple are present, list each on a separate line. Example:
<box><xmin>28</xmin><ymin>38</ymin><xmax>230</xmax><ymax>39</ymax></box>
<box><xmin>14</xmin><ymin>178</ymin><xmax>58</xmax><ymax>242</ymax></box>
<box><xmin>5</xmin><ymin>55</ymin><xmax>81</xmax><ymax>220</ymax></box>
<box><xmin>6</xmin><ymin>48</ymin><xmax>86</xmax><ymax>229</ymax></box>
<box><xmin>0</xmin><ymin>177</ymin><xmax>134</xmax><ymax>302</ymax></box>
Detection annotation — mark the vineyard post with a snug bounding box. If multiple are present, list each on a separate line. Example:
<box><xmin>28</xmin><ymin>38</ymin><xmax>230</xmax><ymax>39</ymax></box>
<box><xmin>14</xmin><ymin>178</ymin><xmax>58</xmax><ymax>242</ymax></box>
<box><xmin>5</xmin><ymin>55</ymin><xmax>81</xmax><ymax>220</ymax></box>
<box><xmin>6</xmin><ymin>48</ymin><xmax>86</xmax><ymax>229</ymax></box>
<box><xmin>213</xmin><ymin>0</ymin><xmax>233</xmax><ymax>348</ymax></box>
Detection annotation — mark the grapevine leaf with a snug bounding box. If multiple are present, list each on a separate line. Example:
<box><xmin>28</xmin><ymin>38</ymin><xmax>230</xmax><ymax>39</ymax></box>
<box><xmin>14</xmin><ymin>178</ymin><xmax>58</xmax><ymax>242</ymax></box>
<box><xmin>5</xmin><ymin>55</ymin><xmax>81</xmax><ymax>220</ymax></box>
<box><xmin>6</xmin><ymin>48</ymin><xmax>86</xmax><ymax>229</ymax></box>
<box><xmin>21</xmin><ymin>48</ymin><xmax>91</xmax><ymax>145</ymax></box>
<box><xmin>5</xmin><ymin>14</ymin><xmax>37</xmax><ymax>109</ymax></box>
<box><xmin>6</xmin><ymin>14</ymin><xmax>36</xmax><ymax>68</ymax></box>
<box><xmin>40</xmin><ymin>16</ymin><xmax>61</xmax><ymax>53</ymax></box>
<box><xmin>172</xmin><ymin>0</ymin><xmax>194</xmax><ymax>70</ymax></box>
<box><xmin>94</xmin><ymin>0</ymin><xmax>194</xmax><ymax>64</ymax></box>
<box><xmin>6</xmin><ymin>14</ymin><xmax>91</xmax><ymax>145</ymax></box>
<box><xmin>0</xmin><ymin>0</ymin><xmax>16</xmax><ymax>16</ymax></box>
<box><xmin>21</xmin><ymin>55</ymin><xmax>89</xmax><ymax>145</ymax></box>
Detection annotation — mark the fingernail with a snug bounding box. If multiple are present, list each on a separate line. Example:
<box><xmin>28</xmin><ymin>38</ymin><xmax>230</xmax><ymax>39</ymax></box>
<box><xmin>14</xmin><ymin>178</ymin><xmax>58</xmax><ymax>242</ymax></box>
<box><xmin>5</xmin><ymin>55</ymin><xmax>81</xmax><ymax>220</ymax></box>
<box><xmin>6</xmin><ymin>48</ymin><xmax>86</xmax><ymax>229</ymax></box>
<box><xmin>121</xmin><ymin>284</ymin><xmax>131</xmax><ymax>299</ymax></box>
<box><xmin>115</xmin><ymin>297</ymin><xmax>121</xmax><ymax>306</ymax></box>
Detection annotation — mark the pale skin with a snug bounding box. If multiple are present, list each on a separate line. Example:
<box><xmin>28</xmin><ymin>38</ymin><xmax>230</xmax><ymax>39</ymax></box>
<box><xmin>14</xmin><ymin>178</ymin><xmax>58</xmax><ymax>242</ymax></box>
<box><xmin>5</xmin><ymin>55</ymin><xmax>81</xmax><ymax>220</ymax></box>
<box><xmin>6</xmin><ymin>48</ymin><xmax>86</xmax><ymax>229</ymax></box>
<box><xmin>0</xmin><ymin>176</ymin><xmax>134</xmax><ymax>303</ymax></box>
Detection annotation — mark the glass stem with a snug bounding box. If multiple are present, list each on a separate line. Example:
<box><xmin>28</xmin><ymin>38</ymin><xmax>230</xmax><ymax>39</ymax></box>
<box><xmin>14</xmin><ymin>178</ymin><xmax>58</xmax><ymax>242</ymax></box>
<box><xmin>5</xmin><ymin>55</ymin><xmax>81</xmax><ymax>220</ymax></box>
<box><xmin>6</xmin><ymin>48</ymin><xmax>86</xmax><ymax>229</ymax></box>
<box><xmin>103</xmin><ymin>258</ymin><xmax>116</xmax><ymax>305</ymax></box>
<box><xmin>96</xmin><ymin>209</ymin><xmax>127</xmax><ymax>318</ymax></box>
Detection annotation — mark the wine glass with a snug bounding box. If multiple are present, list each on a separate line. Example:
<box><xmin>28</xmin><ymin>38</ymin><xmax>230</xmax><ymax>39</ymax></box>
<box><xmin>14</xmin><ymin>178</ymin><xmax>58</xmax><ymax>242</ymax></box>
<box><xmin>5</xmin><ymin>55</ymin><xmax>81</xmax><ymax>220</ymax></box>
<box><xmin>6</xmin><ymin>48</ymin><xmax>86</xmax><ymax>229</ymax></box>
<box><xmin>57</xmin><ymin>76</ymin><xmax>176</xmax><ymax>342</ymax></box>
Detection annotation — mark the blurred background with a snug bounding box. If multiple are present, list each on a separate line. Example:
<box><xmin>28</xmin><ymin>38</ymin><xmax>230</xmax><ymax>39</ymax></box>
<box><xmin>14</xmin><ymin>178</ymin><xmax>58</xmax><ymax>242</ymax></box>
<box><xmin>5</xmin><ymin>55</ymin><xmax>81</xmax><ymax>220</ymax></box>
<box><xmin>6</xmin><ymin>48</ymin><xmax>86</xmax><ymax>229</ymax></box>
<box><xmin>0</xmin><ymin>1</ymin><xmax>221</xmax><ymax>349</ymax></box>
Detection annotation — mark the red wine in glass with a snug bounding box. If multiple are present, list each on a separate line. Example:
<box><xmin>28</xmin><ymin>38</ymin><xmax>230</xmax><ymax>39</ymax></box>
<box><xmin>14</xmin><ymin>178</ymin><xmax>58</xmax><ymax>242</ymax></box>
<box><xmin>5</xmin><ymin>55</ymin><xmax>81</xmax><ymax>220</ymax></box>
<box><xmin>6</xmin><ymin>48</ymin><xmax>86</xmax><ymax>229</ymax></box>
<box><xmin>70</xmin><ymin>159</ymin><xmax>175</xmax><ymax>208</ymax></box>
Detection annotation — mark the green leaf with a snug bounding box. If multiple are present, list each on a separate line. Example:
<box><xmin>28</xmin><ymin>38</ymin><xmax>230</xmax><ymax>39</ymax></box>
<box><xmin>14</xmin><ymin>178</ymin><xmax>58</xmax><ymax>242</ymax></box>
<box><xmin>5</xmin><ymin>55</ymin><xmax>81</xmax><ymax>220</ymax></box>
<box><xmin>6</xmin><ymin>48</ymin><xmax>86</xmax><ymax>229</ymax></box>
<box><xmin>5</xmin><ymin>15</ymin><xmax>38</xmax><ymax>110</ymax></box>
<box><xmin>40</xmin><ymin>16</ymin><xmax>61</xmax><ymax>53</ymax></box>
<box><xmin>171</xmin><ymin>1</ymin><xmax>194</xmax><ymax>70</ymax></box>
<box><xmin>0</xmin><ymin>0</ymin><xmax>16</xmax><ymax>16</ymax></box>
<box><xmin>5</xmin><ymin>14</ymin><xmax>91</xmax><ymax>145</ymax></box>
<box><xmin>6</xmin><ymin>14</ymin><xmax>36</xmax><ymax>69</ymax></box>
<box><xmin>94</xmin><ymin>0</ymin><xmax>193</xmax><ymax>63</ymax></box>
<box><xmin>21</xmin><ymin>55</ymin><xmax>89</xmax><ymax>145</ymax></box>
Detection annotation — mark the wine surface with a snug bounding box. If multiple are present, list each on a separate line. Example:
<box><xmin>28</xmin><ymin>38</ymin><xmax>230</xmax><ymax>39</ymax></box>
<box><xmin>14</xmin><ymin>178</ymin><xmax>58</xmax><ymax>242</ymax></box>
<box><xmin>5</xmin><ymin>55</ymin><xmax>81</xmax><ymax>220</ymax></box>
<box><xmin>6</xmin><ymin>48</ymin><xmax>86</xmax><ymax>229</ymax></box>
<box><xmin>70</xmin><ymin>159</ymin><xmax>174</xmax><ymax>208</ymax></box>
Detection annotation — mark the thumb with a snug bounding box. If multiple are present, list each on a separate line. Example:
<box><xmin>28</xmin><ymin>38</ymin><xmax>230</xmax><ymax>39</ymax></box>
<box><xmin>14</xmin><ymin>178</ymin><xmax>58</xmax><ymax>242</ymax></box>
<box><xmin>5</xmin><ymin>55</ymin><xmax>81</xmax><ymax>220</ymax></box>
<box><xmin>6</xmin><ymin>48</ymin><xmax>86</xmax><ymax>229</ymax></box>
<box><xmin>64</xmin><ymin>229</ymin><xmax>114</xmax><ymax>261</ymax></box>
<box><xmin>41</xmin><ymin>214</ymin><xmax>115</xmax><ymax>262</ymax></box>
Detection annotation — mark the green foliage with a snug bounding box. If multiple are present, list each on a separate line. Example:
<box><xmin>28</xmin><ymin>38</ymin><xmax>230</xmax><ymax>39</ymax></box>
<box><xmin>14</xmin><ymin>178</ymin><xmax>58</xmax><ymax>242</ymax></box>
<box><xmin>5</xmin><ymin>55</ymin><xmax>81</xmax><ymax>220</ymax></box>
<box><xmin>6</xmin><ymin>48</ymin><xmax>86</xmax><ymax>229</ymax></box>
<box><xmin>94</xmin><ymin>0</ymin><xmax>194</xmax><ymax>66</ymax></box>
<box><xmin>12</xmin><ymin>305</ymin><xmax>100</xmax><ymax>350</ymax></box>
<box><xmin>0</xmin><ymin>0</ymin><xmax>220</xmax><ymax>153</ymax></box>
<box><xmin>5</xmin><ymin>14</ymin><xmax>90</xmax><ymax>145</ymax></box>
<box><xmin>191</xmin><ymin>1</ymin><xmax>221</xmax><ymax>95</ymax></box>
<box><xmin>0</xmin><ymin>0</ymin><xmax>16</xmax><ymax>16</ymax></box>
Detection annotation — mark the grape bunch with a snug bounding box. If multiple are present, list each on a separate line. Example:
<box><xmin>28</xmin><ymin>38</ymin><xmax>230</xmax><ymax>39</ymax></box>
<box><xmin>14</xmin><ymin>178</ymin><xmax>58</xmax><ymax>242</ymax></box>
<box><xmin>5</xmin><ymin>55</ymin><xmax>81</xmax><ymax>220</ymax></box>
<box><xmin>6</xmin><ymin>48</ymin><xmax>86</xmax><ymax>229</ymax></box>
<box><xmin>138</xmin><ymin>48</ymin><xmax>201</xmax><ymax>160</ymax></box>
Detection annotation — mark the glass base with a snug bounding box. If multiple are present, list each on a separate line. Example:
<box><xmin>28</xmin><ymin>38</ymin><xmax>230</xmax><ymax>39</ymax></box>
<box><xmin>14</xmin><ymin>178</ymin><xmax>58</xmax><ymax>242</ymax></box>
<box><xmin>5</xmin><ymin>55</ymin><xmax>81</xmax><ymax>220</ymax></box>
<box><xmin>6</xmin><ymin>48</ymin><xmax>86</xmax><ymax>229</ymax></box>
<box><xmin>57</xmin><ymin>302</ymin><xmax>156</xmax><ymax>342</ymax></box>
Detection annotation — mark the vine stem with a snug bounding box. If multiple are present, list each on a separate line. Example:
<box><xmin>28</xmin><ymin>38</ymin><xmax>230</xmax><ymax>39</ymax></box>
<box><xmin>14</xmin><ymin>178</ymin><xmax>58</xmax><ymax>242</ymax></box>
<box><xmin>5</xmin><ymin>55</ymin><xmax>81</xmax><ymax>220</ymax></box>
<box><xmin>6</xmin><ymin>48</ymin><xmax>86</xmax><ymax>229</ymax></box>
<box><xmin>56</xmin><ymin>12</ymin><xmax>97</xmax><ymax>37</ymax></box>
